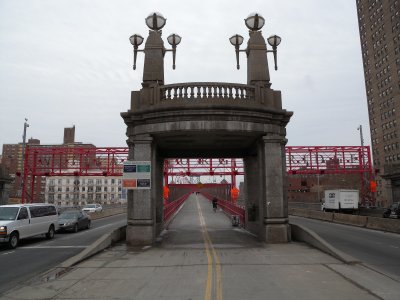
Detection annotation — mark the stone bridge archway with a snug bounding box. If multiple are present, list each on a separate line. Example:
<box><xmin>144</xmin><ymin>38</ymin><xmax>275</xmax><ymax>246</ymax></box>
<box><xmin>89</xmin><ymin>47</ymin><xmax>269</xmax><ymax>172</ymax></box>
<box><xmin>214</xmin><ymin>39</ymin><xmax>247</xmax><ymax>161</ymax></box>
<box><xmin>121</xmin><ymin>13</ymin><xmax>292</xmax><ymax>245</ymax></box>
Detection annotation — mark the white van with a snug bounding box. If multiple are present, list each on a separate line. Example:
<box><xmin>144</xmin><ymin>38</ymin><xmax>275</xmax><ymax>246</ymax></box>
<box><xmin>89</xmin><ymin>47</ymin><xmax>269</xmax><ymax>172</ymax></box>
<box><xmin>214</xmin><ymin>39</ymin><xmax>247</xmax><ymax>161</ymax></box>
<box><xmin>0</xmin><ymin>204</ymin><xmax>59</xmax><ymax>249</ymax></box>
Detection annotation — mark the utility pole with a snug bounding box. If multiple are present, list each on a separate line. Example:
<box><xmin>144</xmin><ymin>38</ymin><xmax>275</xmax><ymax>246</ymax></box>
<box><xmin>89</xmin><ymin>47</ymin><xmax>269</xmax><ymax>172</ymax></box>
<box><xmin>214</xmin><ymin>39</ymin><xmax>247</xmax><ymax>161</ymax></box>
<box><xmin>20</xmin><ymin>118</ymin><xmax>29</xmax><ymax>200</ymax></box>
<box><xmin>357</xmin><ymin>125</ymin><xmax>365</xmax><ymax>149</ymax></box>
<box><xmin>357</xmin><ymin>125</ymin><xmax>368</xmax><ymax>206</ymax></box>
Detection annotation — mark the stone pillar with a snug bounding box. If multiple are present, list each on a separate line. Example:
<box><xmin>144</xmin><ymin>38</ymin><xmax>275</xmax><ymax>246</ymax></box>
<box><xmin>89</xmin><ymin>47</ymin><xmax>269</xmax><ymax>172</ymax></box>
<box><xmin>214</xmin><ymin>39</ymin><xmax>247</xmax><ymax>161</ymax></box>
<box><xmin>262</xmin><ymin>135</ymin><xmax>290</xmax><ymax>243</ymax></box>
<box><xmin>244</xmin><ymin>152</ymin><xmax>263</xmax><ymax>238</ymax></box>
<box><xmin>154</xmin><ymin>154</ymin><xmax>164</xmax><ymax>236</ymax></box>
<box><xmin>126</xmin><ymin>134</ymin><xmax>156</xmax><ymax>245</ymax></box>
<box><xmin>143</xmin><ymin>30</ymin><xmax>165</xmax><ymax>85</ymax></box>
<box><xmin>246</xmin><ymin>31</ymin><xmax>270</xmax><ymax>86</ymax></box>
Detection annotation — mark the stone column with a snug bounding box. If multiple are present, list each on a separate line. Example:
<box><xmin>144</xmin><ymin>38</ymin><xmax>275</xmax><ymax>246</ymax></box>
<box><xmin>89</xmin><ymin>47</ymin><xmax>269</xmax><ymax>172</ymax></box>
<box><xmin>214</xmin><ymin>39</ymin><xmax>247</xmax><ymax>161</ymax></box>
<box><xmin>126</xmin><ymin>134</ymin><xmax>155</xmax><ymax>245</ymax></box>
<box><xmin>246</xmin><ymin>31</ymin><xmax>270</xmax><ymax>86</ymax></box>
<box><xmin>244</xmin><ymin>152</ymin><xmax>263</xmax><ymax>238</ymax></box>
<box><xmin>143</xmin><ymin>30</ymin><xmax>165</xmax><ymax>85</ymax></box>
<box><xmin>262</xmin><ymin>135</ymin><xmax>290</xmax><ymax>243</ymax></box>
<box><xmin>154</xmin><ymin>154</ymin><xmax>164</xmax><ymax>236</ymax></box>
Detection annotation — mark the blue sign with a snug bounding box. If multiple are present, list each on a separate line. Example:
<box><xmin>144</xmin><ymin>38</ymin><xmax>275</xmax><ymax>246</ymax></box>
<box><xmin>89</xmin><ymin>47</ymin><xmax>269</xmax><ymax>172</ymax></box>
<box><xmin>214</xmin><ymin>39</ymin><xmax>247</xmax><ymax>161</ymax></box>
<box><xmin>124</xmin><ymin>165</ymin><xmax>137</xmax><ymax>173</ymax></box>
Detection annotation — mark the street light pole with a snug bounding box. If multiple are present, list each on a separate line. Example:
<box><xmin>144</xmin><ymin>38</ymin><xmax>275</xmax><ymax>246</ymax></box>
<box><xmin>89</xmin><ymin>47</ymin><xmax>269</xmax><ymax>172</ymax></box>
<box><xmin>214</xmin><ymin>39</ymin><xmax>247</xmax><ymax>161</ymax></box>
<box><xmin>357</xmin><ymin>125</ymin><xmax>365</xmax><ymax>149</ymax></box>
<box><xmin>20</xmin><ymin>118</ymin><xmax>29</xmax><ymax>199</ymax></box>
<box><xmin>358</xmin><ymin>125</ymin><xmax>369</xmax><ymax>206</ymax></box>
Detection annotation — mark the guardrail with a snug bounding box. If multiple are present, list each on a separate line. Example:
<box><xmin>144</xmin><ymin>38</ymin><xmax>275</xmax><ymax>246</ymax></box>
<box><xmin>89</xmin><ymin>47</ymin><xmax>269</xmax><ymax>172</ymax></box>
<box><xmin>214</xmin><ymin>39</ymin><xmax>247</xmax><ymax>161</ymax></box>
<box><xmin>201</xmin><ymin>192</ymin><xmax>245</xmax><ymax>226</ymax></box>
<box><xmin>289</xmin><ymin>208</ymin><xmax>400</xmax><ymax>234</ymax></box>
<box><xmin>164</xmin><ymin>193</ymin><xmax>191</xmax><ymax>222</ymax></box>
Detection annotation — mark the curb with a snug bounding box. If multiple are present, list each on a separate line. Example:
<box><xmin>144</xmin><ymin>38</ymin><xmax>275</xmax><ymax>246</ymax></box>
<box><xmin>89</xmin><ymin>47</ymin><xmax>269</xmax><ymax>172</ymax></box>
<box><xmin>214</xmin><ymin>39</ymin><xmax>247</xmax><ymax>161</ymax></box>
<box><xmin>290</xmin><ymin>223</ymin><xmax>360</xmax><ymax>264</ymax></box>
<box><xmin>59</xmin><ymin>225</ymin><xmax>127</xmax><ymax>268</ymax></box>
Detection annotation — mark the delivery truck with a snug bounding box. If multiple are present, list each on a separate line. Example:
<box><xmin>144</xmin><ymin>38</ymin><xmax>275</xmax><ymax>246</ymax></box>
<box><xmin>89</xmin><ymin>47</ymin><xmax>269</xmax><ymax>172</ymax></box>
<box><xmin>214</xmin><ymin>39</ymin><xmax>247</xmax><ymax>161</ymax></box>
<box><xmin>323</xmin><ymin>189</ymin><xmax>359</xmax><ymax>212</ymax></box>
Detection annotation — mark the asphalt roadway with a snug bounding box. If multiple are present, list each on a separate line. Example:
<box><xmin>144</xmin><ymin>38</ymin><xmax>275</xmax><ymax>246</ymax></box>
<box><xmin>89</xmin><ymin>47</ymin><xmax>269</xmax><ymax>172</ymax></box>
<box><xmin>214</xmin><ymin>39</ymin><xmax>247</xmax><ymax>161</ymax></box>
<box><xmin>290</xmin><ymin>215</ymin><xmax>400</xmax><ymax>280</ymax></box>
<box><xmin>0</xmin><ymin>214</ymin><xmax>126</xmax><ymax>295</ymax></box>
<box><xmin>2</xmin><ymin>193</ymin><xmax>400</xmax><ymax>300</ymax></box>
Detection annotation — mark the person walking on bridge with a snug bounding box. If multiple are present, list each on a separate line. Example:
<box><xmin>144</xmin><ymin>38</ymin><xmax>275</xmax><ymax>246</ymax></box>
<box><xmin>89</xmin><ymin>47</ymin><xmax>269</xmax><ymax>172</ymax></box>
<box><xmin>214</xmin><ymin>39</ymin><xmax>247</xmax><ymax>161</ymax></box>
<box><xmin>212</xmin><ymin>197</ymin><xmax>218</xmax><ymax>212</ymax></box>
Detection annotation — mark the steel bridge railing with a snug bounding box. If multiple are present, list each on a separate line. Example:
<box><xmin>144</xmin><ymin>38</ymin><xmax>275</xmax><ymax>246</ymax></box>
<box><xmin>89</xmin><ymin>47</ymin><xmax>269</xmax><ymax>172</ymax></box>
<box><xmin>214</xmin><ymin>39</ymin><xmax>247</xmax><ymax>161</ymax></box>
<box><xmin>201</xmin><ymin>192</ymin><xmax>245</xmax><ymax>226</ymax></box>
<box><xmin>163</xmin><ymin>192</ymin><xmax>191</xmax><ymax>222</ymax></box>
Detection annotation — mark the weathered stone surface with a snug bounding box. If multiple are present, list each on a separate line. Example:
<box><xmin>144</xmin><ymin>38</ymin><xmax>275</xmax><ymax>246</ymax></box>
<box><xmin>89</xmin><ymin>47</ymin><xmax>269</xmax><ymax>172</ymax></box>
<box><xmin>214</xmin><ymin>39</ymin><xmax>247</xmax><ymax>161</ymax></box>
<box><xmin>121</xmin><ymin>26</ymin><xmax>292</xmax><ymax>244</ymax></box>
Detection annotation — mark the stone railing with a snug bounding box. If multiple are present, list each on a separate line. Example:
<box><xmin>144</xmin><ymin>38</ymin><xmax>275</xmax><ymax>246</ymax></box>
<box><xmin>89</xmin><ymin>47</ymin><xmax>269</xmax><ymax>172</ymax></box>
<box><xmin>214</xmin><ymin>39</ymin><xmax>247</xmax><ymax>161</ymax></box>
<box><xmin>160</xmin><ymin>82</ymin><xmax>255</xmax><ymax>102</ymax></box>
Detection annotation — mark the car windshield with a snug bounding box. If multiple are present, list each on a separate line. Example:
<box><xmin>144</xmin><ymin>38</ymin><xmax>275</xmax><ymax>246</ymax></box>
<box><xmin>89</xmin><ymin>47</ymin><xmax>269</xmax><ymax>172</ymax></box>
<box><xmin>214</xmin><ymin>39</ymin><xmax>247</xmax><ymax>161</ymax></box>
<box><xmin>59</xmin><ymin>212</ymin><xmax>78</xmax><ymax>219</ymax></box>
<box><xmin>85</xmin><ymin>205</ymin><xmax>96</xmax><ymax>208</ymax></box>
<box><xmin>0</xmin><ymin>207</ymin><xmax>19</xmax><ymax>220</ymax></box>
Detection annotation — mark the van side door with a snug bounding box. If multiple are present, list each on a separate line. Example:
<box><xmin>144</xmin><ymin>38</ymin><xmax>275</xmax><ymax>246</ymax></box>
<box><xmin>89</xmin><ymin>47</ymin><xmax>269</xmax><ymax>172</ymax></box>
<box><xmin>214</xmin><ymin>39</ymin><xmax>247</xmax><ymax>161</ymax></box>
<box><xmin>27</xmin><ymin>206</ymin><xmax>44</xmax><ymax>236</ymax></box>
<box><xmin>15</xmin><ymin>207</ymin><xmax>31</xmax><ymax>239</ymax></box>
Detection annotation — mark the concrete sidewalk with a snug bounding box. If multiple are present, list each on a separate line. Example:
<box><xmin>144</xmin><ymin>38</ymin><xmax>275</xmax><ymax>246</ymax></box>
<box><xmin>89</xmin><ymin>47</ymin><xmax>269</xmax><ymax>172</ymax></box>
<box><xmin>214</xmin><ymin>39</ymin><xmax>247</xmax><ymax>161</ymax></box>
<box><xmin>2</xmin><ymin>194</ymin><xmax>400</xmax><ymax>300</ymax></box>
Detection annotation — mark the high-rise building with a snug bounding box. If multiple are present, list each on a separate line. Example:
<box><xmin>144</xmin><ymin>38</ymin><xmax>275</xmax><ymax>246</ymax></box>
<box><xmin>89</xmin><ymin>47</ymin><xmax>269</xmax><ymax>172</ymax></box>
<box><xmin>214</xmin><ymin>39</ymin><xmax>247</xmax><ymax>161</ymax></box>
<box><xmin>63</xmin><ymin>125</ymin><xmax>75</xmax><ymax>144</ymax></box>
<box><xmin>356</xmin><ymin>0</ymin><xmax>400</xmax><ymax>207</ymax></box>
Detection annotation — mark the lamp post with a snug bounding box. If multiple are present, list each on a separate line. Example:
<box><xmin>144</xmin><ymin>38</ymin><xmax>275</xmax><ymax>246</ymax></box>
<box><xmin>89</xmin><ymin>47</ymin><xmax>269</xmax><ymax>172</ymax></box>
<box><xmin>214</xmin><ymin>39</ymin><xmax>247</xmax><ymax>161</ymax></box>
<box><xmin>20</xmin><ymin>118</ymin><xmax>29</xmax><ymax>199</ymax></box>
<box><xmin>129</xmin><ymin>12</ymin><xmax>182</xmax><ymax>71</ymax></box>
<box><xmin>229</xmin><ymin>13</ymin><xmax>282</xmax><ymax>71</ymax></box>
<box><xmin>358</xmin><ymin>125</ymin><xmax>370</xmax><ymax>206</ymax></box>
<box><xmin>317</xmin><ymin>173</ymin><xmax>320</xmax><ymax>202</ymax></box>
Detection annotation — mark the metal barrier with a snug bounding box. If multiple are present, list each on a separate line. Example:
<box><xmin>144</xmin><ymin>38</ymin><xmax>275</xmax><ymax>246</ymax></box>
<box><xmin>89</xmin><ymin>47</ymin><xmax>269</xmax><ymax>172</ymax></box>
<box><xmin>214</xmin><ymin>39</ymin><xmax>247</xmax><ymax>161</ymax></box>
<box><xmin>163</xmin><ymin>193</ymin><xmax>191</xmax><ymax>222</ymax></box>
<box><xmin>201</xmin><ymin>192</ymin><xmax>245</xmax><ymax>226</ymax></box>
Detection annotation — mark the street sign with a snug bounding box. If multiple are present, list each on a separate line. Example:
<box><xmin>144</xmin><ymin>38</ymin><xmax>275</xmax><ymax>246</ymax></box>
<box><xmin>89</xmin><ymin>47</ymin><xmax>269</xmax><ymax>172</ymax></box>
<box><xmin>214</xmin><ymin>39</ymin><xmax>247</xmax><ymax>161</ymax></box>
<box><xmin>122</xmin><ymin>161</ymin><xmax>151</xmax><ymax>189</ymax></box>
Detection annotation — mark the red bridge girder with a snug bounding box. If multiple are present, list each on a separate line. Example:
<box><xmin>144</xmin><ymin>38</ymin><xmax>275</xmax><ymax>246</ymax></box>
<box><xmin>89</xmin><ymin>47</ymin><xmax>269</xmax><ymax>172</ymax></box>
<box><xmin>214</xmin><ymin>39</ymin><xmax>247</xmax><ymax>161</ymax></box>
<box><xmin>21</xmin><ymin>145</ymin><xmax>374</xmax><ymax>203</ymax></box>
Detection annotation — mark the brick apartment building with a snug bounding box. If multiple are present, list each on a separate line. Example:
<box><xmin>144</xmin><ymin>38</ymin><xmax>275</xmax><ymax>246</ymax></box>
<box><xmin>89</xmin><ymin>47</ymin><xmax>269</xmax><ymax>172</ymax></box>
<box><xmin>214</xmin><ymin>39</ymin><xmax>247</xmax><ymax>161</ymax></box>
<box><xmin>356</xmin><ymin>0</ymin><xmax>400</xmax><ymax>206</ymax></box>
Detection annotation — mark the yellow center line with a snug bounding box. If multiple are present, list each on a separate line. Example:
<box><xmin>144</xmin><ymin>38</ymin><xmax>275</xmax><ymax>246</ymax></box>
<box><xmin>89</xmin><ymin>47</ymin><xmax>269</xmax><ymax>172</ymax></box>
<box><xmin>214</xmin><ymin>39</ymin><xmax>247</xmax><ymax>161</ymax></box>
<box><xmin>196</xmin><ymin>196</ymin><xmax>223</xmax><ymax>300</ymax></box>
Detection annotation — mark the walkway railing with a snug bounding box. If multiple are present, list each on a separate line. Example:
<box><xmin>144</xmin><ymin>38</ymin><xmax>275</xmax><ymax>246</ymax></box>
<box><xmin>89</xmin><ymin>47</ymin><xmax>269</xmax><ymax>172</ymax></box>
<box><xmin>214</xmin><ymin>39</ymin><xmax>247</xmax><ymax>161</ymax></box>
<box><xmin>163</xmin><ymin>192</ymin><xmax>191</xmax><ymax>222</ymax></box>
<box><xmin>201</xmin><ymin>192</ymin><xmax>245</xmax><ymax>226</ymax></box>
<box><xmin>160</xmin><ymin>82</ymin><xmax>255</xmax><ymax>101</ymax></box>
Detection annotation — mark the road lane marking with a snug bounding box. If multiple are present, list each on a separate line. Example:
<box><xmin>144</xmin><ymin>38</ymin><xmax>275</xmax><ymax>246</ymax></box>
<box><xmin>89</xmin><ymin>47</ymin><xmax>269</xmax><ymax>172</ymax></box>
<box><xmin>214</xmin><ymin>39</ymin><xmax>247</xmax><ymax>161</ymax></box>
<box><xmin>196</xmin><ymin>196</ymin><xmax>222</xmax><ymax>300</ymax></box>
<box><xmin>19</xmin><ymin>246</ymin><xmax>88</xmax><ymax>249</ymax></box>
<box><xmin>1</xmin><ymin>251</ymin><xmax>14</xmax><ymax>255</ymax></box>
<box><xmin>197</xmin><ymin>198</ymin><xmax>213</xmax><ymax>300</ymax></box>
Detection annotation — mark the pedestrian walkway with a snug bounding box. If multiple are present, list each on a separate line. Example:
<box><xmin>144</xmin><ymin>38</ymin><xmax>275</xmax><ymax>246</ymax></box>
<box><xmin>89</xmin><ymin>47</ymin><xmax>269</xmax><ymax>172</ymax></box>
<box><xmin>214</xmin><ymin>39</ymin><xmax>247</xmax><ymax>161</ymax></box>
<box><xmin>2</xmin><ymin>194</ymin><xmax>400</xmax><ymax>299</ymax></box>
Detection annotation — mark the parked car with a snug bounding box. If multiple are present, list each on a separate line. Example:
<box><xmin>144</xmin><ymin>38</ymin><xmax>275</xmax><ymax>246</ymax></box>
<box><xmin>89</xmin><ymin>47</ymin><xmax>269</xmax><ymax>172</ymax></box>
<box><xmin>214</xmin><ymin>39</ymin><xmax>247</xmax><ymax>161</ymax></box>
<box><xmin>0</xmin><ymin>204</ymin><xmax>59</xmax><ymax>249</ymax></box>
<box><xmin>82</xmin><ymin>204</ymin><xmax>102</xmax><ymax>213</ymax></box>
<box><xmin>58</xmin><ymin>210</ymin><xmax>91</xmax><ymax>232</ymax></box>
<box><xmin>382</xmin><ymin>202</ymin><xmax>400</xmax><ymax>219</ymax></box>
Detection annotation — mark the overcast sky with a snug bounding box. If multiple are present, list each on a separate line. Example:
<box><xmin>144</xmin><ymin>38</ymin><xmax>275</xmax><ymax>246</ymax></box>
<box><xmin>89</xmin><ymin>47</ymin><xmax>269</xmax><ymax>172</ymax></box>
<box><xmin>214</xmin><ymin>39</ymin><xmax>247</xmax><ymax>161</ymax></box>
<box><xmin>0</xmin><ymin>0</ymin><xmax>370</xmax><ymax>150</ymax></box>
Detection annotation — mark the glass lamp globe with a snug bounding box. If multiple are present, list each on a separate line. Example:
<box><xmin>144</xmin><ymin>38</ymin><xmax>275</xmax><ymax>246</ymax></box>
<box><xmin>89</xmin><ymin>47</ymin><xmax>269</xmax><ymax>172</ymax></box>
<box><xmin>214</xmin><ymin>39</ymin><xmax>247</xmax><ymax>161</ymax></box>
<box><xmin>167</xmin><ymin>34</ymin><xmax>182</xmax><ymax>46</ymax></box>
<box><xmin>267</xmin><ymin>35</ymin><xmax>282</xmax><ymax>47</ymax></box>
<box><xmin>145</xmin><ymin>12</ymin><xmax>166</xmax><ymax>31</ymax></box>
<box><xmin>244</xmin><ymin>13</ymin><xmax>265</xmax><ymax>31</ymax></box>
<box><xmin>129</xmin><ymin>34</ymin><xmax>144</xmax><ymax>46</ymax></box>
<box><xmin>229</xmin><ymin>34</ymin><xmax>244</xmax><ymax>46</ymax></box>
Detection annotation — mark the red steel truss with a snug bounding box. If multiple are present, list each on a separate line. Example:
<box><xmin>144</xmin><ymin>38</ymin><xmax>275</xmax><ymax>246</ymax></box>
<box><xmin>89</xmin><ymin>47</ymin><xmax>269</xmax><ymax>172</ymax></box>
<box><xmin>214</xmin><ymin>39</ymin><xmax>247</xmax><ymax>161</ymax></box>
<box><xmin>163</xmin><ymin>158</ymin><xmax>244</xmax><ymax>187</ymax></box>
<box><xmin>286</xmin><ymin>146</ymin><xmax>373</xmax><ymax>175</ymax></box>
<box><xmin>22</xmin><ymin>147</ymin><xmax>129</xmax><ymax>202</ymax></box>
<box><xmin>21</xmin><ymin>145</ymin><xmax>374</xmax><ymax>204</ymax></box>
<box><xmin>286</xmin><ymin>146</ymin><xmax>375</xmax><ymax>205</ymax></box>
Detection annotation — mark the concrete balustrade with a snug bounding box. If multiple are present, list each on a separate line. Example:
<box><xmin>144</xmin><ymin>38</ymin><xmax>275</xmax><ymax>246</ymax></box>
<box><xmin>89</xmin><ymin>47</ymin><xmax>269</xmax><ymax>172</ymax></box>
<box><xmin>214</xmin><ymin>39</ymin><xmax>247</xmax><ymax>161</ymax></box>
<box><xmin>289</xmin><ymin>208</ymin><xmax>400</xmax><ymax>234</ymax></box>
<box><xmin>160</xmin><ymin>82</ymin><xmax>255</xmax><ymax>101</ymax></box>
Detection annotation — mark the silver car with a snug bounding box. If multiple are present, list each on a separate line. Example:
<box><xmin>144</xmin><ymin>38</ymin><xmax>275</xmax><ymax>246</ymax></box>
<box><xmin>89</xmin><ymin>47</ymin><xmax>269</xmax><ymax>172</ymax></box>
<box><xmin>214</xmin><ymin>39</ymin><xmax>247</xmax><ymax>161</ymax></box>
<box><xmin>82</xmin><ymin>204</ymin><xmax>103</xmax><ymax>213</ymax></box>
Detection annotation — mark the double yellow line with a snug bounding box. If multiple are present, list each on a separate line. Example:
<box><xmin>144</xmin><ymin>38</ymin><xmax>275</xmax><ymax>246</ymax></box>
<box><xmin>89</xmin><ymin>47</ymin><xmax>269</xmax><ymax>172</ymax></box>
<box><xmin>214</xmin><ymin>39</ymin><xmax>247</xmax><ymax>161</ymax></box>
<box><xmin>196</xmin><ymin>196</ymin><xmax>222</xmax><ymax>300</ymax></box>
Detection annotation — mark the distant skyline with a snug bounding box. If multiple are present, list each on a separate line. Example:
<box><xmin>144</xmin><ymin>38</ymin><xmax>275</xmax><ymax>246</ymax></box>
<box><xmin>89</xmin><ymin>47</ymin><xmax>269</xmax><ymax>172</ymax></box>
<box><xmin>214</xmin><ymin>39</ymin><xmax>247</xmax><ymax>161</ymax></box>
<box><xmin>0</xmin><ymin>0</ymin><xmax>370</xmax><ymax>149</ymax></box>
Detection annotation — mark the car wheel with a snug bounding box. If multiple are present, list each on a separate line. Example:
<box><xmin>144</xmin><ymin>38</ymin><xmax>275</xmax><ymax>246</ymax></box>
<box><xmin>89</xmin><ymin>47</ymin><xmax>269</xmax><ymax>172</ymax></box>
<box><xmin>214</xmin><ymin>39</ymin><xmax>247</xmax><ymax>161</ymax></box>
<box><xmin>8</xmin><ymin>232</ymin><xmax>19</xmax><ymax>249</ymax></box>
<box><xmin>87</xmin><ymin>221</ymin><xmax>91</xmax><ymax>229</ymax></box>
<box><xmin>46</xmin><ymin>225</ymin><xmax>55</xmax><ymax>239</ymax></box>
<box><xmin>73</xmin><ymin>224</ymin><xmax>78</xmax><ymax>233</ymax></box>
